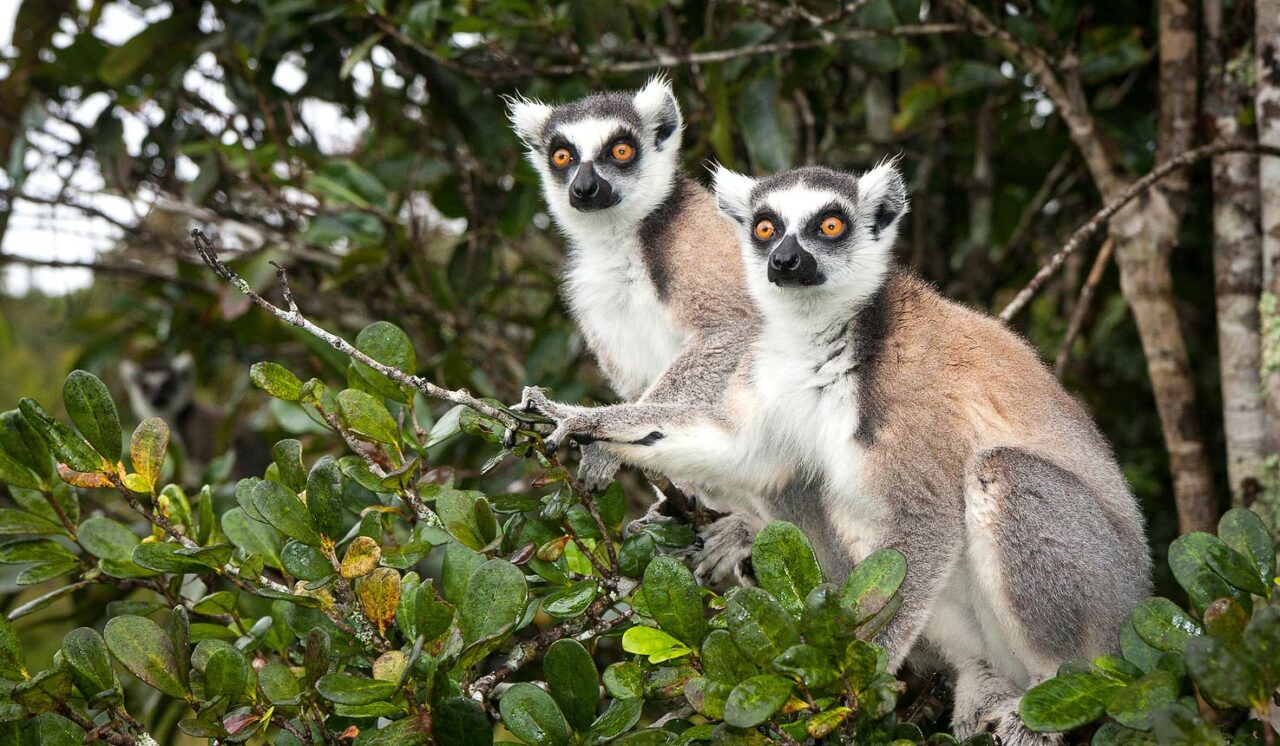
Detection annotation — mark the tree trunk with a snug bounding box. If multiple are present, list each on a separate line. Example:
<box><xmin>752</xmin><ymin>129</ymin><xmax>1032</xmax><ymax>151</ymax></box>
<box><xmin>1256</xmin><ymin>0</ymin><xmax>1280</xmax><ymax>528</ymax></box>
<box><xmin>1108</xmin><ymin>0</ymin><xmax>1218</xmax><ymax>533</ymax></box>
<box><xmin>1205</xmin><ymin>0</ymin><xmax>1266</xmax><ymax>508</ymax></box>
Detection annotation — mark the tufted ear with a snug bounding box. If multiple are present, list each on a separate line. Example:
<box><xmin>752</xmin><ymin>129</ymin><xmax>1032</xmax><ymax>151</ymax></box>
<box><xmin>711</xmin><ymin>163</ymin><xmax>756</xmax><ymax>225</ymax></box>
<box><xmin>505</xmin><ymin>93</ymin><xmax>553</xmax><ymax>147</ymax></box>
<box><xmin>857</xmin><ymin>158</ymin><xmax>909</xmax><ymax>240</ymax></box>
<box><xmin>632</xmin><ymin>74</ymin><xmax>682</xmax><ymax>148</ymax></box>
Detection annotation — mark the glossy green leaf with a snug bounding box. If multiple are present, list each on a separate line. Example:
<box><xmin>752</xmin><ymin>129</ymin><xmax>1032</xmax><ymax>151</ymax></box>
<box><xmin>1104</xmin><ymin>670</ymin><xmax>1178</xmax><ymax>730</ymax></box>
<box><xmin>272</xmin><ymin>439</ymin><xmax>307</xmax><ymax>493</ymax></box>
<box><xmin>500</xmin><ymin>682</ymin><xmax>571</xmax><ymax>746</ymax></box>
<box><xmin>250</xmin><ymin>362</ymin><xmax>303</xmax><ymax>401</ymax></box>
<box><xmin>702</xmin><ymin>629</ymin><xmax>758</xmax><ymax>684</ymax></box>
<box><xmin>751</xmin><ymin>522</ymin><xmax>823</xmax><ymax>619</ymax></box>
<box><xmin>1217</xmin><ymin>509</ymin><xmax>1275</xmax><ymax>593</ymax></box>
<box><xmin>1169</xmin><ymin>532</ymin><xmax>1251</xmax><ymax>613</ymax></box>
<box><xmin>1131</xmin><ymin>598</ymin><xmax>1203</xmax><ymax>652</ymax></box>
<box><xmin>257</xmin><ymin>661</ymin><xmax>301</xmax><ymax>705</ymax></box>
<box><xmin>621</xmin><ymin>625</ymin><xmax>692</xmax><ymax>664</ymax></box>
<box><xmin>642</xmin><ymin>557</ymin><xmax>705</xmax><ymax>648</ymax></box>
<box><xmin>434</xmin><ymin>696</ymin><xmax>493</xmax><ymax>746</ymax></box>
<box><xmin>543</xmin><ymin>579</ymin><xmax>598</xmax><ymax>618</ymax></box>
<box><xmin>19</xmin><ymin>398</ymin><xmax>103</xmax><ymax>473</ymax></box>
<box><xmin>1019</xmin><ymin>673</ymin><xmax>1124</xmax><ymax>732</ymax></box>
<box><xmin>314</xmin><ymin>673</ymin><xmax>398</xmax><ymax>705</ymax></box>
<box><xmin>1184</xmin><ymin>635</ymin><xmax>1263</xmax><ymax>708</ymax></box>
<box><xmin>103</xmin><ymin>615</ymin><xmax>187</xmax><ymax>698</ymax></box>
<box><xmin>723</xmin><ymin>674</ymin><xmax>794</xmax><ymax>728</ymax></box>
<box><xmin>251</xmin><ymin>479</ymin><xmax>320</xmax><ymax>546</ymax></box>
<box><xmin>458</xmin><ymin>559</ymin><xmax>526</xmax><ymax>646</ymax></box>
<box><xmin>772</xmin><ymin>643</ymin><xmax>838</xmax><ymax>689</ymax></box>
<box><xmin>204</xmin><ymin>646</ymin><xmax>249</xmax><ymax>704</ymax></box>
<box><xmin>587</xmin><ymin>696</ymin><xmax>642</xmax><ymax>742</ymax></box>
<box><xmin>603</xmin><ymin>661</ymin><xmax>644</xmax><ymax>700</ymax></box>
<box><xmin>725</xmin><ymin>587</ymin><xmax>799</xmax><ymax>666</ymax></box>
<box><xmin>841</xmin><ymin>547</ymin><xmax>907</xmax><ymax>623</ymax></box>
<box><xmin>337</xmin><ymin>389</ymin><xmax>400</xmax><ymax>446</ymax></box>
<box><xmin>545</xmin><ymin>638</ymin><xmax>599</xmax><ymax>731</ymax></box>
<box><xmin>306</xmin><ymin>456</ymin><xmax>344</xmax><ymax>538</ymax></box>
<box><xmin>62</xmin><ymin>370</ymin><xmax>121</xmax><ymax>463</ymax></box>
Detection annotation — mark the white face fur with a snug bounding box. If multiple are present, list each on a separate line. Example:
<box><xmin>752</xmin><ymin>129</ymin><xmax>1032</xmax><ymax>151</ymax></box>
<box><xmin>506</xmin><ymin>76</ymin><xmax>685</xmax><ymax>242</ymax></box>
<box><xmin>713</xmin><ymin>161</ymin><xmax>909</xmax><ymax>328</ymax></box>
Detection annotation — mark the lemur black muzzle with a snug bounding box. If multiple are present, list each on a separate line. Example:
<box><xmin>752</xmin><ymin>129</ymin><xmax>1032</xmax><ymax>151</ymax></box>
<box><xmin>767</xmin><ymin>236</ymin><xmax>826</xmax><ymax>287</ymax></box>
<box><xmin>569</xmin><ymin>162</ymin><xmax>618</xmax><ymax>211</ymax></box>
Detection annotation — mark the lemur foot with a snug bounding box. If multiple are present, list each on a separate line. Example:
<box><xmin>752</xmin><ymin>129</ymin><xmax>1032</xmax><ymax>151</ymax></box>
<box><xmin>693</xmin><ymin>513</ymin><xmax>758</xmax><ymax>590</ymax></box>
<box><xmin>512</xmin><ymin>386</ymin><xmax>599</xmax><ymax>456</ymax></box>
<box><xmin>577</xmin><ymin>442</ymin><xmax>621</xmax><ymax>492</ymax></box>
<box><xmin>958</xmin><ymin>698</ymin><xmax>1061</xmax><ymax>746</ymax></box>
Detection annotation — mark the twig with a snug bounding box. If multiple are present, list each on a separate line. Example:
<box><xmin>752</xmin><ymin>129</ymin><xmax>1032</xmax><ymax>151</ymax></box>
<box><xmin>998</xmin><ymin>141</ymin><xmax>1280</xmax><ymax>321</ymax></box>
<box><xmin>469</xmin><ymin>594</ymin><xmax>634</xmax><ymax>701</ymax></box>
<box><xmin>191</xmin><ymin>229</ymin><xmax>518</xmax><ymax>428</ymax></box>
<box><xmin>1053</xmin><ymin>237</ymin><xmax>1115</xmax><ymax>376</ymax></box>
<box><xmin>0</xmin><ymin>254</ymin><xmax>212</xmax><ymax>292</ymax></box>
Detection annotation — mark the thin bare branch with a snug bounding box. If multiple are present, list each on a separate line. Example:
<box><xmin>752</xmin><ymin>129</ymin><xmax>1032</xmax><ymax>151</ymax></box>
<box><xmin>1053</xmin><ymin>237</ymin><xmax>1115</xmax><ymax>376</ymax></box>
<box><xmin>0</xmin><ymin>254</ymin><xmax>212</xmax><ymax>292</ymax></box>
<box><xmin>999</xmin><ymin>141</ymin><xmax>1280</xmax><ymax>321</ymax></box>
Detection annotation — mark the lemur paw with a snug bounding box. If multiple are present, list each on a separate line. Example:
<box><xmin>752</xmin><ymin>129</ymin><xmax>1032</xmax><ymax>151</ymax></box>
<box><xmin>989</xmin><ymin>712</ymin><xmax>1061</xmax><ymax>746</ymax></box>
<box><xmin>577</xmin><ymin>443</ymin><xmax>620</xmax><ymax>492</ymax></box>
<box><xmin>515</xmin><ymin>386</ymin><xmax>562</xmax><ymax>418</ymax></box>
<box><xmin>693</xmin><ymin>514</ymin><xmax>758</xmax><ymax>590</ymax></box>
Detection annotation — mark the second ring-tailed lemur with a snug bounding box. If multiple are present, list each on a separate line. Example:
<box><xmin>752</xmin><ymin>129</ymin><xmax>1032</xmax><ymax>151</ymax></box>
<box><xmin>518</xmin><ymin>162</ymin><xmax>1152</xmax><ymax>744</ymax></box>
<box><xmin>506</xmin><ymin>78</ymin><xmax>769</xmax><ymax>583</ymax></box>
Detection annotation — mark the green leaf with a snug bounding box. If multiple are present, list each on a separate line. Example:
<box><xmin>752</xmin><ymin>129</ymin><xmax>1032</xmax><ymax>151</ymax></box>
<box><xmin>0</xmin><ymin>509</ymin><xmax>62</xmax><ymax>536</ymax></box>
<box><xmin>204</xmin><ymin>646</ymin><xmax>249</xmax><ymax>704</ymax></box>
<box><xmin>1184</xmin><ymin>635</ymin><xmax>1262</xmax><ymax>708</ymax></box>
<box><xmin>250</xmin><ymin>362</ymin><xmax>303</xmax><ymax>401</ymax></box>
<box><xmin>0</xmin><ymin>538</ymin><xmax>76</xmax><ymax>565</ymax></box>
<box><xmin>736</xmin><ymin>74</ymin><xmax>792</xmax><ymax>172</ymax></box>
<box><xmin>587</xmin><ymin>697</ymin><xmax>642</xmax><ymax>742</ymax></box>
<box><xmin>305</xmin><ymin>456</ymin><xmax>345</xmax><ymax>538</ymax></box>
<box><xmin>1149</xmin><ymin>704</ymin><xmax>1226</xmax><ymax>745</ymax></box>
<box><xmin>723</xmin><ymin>674</ymin><xmax>794</xmax><ymax>728</ymax></box>
<box><xmin>772</xmin><ymin>644</ymin><xmax>838</xmax><ymax>689</ymax></box>
<box><xmin>281</xmin><ymin>540</ymin><xmax>333</xmax><ymax>582</ymax></box>
<box><xmin>129</xmin><ymin>418</ymin><xmax>168</xmax><ymax>491</ymax></box>
<box><xmin>458</xmin><ymin>559</ymin><xmax>527</xmax><ymax>646</ymax></box>
<box><xmin>1204</xmin><ymin>541</ymin><xmax>1270</xmax><ymax>596</ymax></box>
<box><xmin>621</xmin><ymin>626</ymin><xmax>693</xmax><ymax>664</ymax></box>
<box><xmin>801</xmin><ymin>583</ymin><xmax>856</xmax><ymax>652</ymax></box>
<box><xmin>1242</xmin><ymin>604</ymin><xmax>1280</xmax><ymax>690</ymax></box>
<box><xmin>1169</xmin><ymin>532</ymin><xmax>1250</xmax><ymax>613</ymax></box>
<box><xmin>11</xmin><ymin>668</ymin><xmax>73</xmax><ymax>714</ymax></box>
<box><xmin>314</xmin><ymin>673</ymin><xmax>398</xmax><ymax>705</ymax></box>
<box><xmin>441</xmin><ymin>541</ymin><xmax>483</xmax><ymax>603</ymax></box>
<box><xmin>499</xmin><ymin>682</ymin><xmax>571</xmax><ymax>746</ymax></box>
<box><xmin>544</xmin><ymin>638</ymin><xmax>599</xmax><ymax>731</ymax></box>
<box><xmin>434</xmin><ymin>697</ymin><xmax>493</xmax><ymax>746</ymax></box>
<box><xmin>840</xmin><ymin>639</ymin><xmax>881</xmax><ymax>691</ymax></box>
<box><xmin>1104</xmin><ymin>670</ymin><xmax>1178</xmax><ymax>730</ymax></box>
<box><xmin>97</xmin><ymin>14</ymin><xmax>189</xmax><ymax>86</ymax></box>
<box><xmin>1201</xmin><ymin>597</ymin><xmax>1249</xmax><ymax>649</ymax></box>
<box><xmin>257</xmin><ymin>661</ymin><xmax>301</xmax><ymax>705</ymax></box>
<box><xmin>221</xmin><ymin>508</ymin><xmax>283</xmax><ymax>569</ymax></box>
<box><xmin>0</xmin><ymin>409</ymin><xmax>53</xmax><ymax>481</ymax></box>
<box><xmin>132</xmin><ymin>542</ymin><xmax>216</xmax><ymax>574</ymax></box>
<box><xmin>642</xmin><ymin>557</ymin><xmax>705</xmax><ymax>648</ymax></box>
<box><xmin>272</xmin><ymin>439</ymin><xmax>307</xmax><ymax>493</ymax></box>
<box><xmin>1019</xmin><ymin>673</ymin><xmax>1125</xmax><ymax>732</ymax></box>
<box><xmin>841</xmin><ymin>548</ymin><xmax>907</xmax><ymax>623</ymax></box>
<box><xmin>354</xmin><ymin>321</ymin><xmax>416</xmax><ymax>403</ymax></box>
<box><xmin>603</xmin><ymin>661</ymin><xmax>644</xmax><ymax>700</ymax></box>
<box><xmin>542</xmin><ymin>579</ymin><xmax>598</xmax><ymax>618</ymax></box>
<box><xmin>1217</xmin><ymin>509</ymin><xmax>1276</xmax><ymax>593</ymax></box>
<box><xmin>337</xmin><ymin>389</ymin><xmax>400</xmax><ymax>446</ymax></box>
<box><xmin>619</xmin><ymin>532</ymin><xmax>656</xmax><ymax>579</ymax></box>
<box><xmin>62</xmin><ymin>370</ymin><xmax>121</xmax><ymax>463</ymax></box>
<box><xmin>1131</xmin><ymin>598</ymin><xmax>1203</xmax><ymax>652</ymax></box>
<box><xmin>104</xmin><ymin>615</ymin><xmax>188</xmax><ymax>699</ymax></box>
<box><xmin>1121</xmin><ymin>617</ymin><xmax>1164</xmax><ymax>673</ymax></box>
<box><xmin>19</xmin><ymin>398</ymin><xmax>103</xmax><ymax>473</ymax></box>
<box><xmin>751</xmin><ymin>522</ymin><xmax>823</xmax><ymax>619</ymax></box>
<box><xmin>0</xmin><ymin>615</ymin><xmax>28</xmax><ymax>680</ymax></box>
<box><xmin>726</xmin><ymin>587</ymin><xmax>800</xmax><ymax>666</ymax></box>
<box><xmin>61</xmin><ymin>626</ymin><xmax>119</xmax><ymax>701</ymax></box>
<box><xmin>437</xmin><ymin>488</ymin><xmax>490</xmax><ymax>550</ymax></box>
<box><xmin>1092</xmin><ymin>723</ymin><xmax>1160</xmax><ymax>745</ymax></box>
<box><xmin>251</xmin><ymin>479</ymin><xmax>321</xmax><ymax>547</ymax></box>
<box><xmin>702</xmin><ymin>629</ymin><xmax>758</xmax><ymax>684</ymax></box>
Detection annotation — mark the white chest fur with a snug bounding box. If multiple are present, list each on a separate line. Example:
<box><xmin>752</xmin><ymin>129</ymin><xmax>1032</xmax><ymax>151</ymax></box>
<box><xmin>562</xmin><ymin>232</ymin><xmax>688</xmax><ymax>400</ymax></box>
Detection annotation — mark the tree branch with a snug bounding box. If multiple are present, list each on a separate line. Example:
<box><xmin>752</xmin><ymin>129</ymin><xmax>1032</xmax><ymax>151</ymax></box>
<box><xmin>999</xmin><ymin>141</ymin><xmax>1280</xmax><ymax>321</ymax></box>
<box><xmin>1053</xmin><ymin>237</ymin><xmax>1115</xmax><ymax>376</ymax></box>
<box><xmin>191</xmin><ymin>229</ymin><xmax>519</xmax><ymax>428</ymax></box>
<box><xmin>0</xmin><ymin>254</ymin><xmax>212</xmax><ymax>292</ymax></box>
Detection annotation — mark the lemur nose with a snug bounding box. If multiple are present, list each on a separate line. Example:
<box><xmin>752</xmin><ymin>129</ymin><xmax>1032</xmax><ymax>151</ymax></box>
<box><xmin>770</xmin><ymin>250</ymin><xmax>801</xmax><ymax>273</ymax></box>
<box><xmin>571</xmin><ymin>163</ymin><xmax>600</xmax><ymax>199</ymax></box>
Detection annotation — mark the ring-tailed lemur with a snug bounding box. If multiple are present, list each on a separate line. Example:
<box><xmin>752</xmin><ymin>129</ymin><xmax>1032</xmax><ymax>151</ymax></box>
<box><xmin>518</xmin><ymin>162</ymin><xmax>1152</xmax><ymax>744</ymax></box>
<box><xmin>506</xmin><ymin>77</ymin><xmax>769</xmax><ymax>584</ymax></box>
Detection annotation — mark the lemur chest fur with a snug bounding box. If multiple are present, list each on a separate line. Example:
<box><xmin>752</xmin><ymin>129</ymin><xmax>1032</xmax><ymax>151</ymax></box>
<box><xmin>563</xmin><ymin>233</ymin><xmax>687</xmax><ymax>399</ymax></box>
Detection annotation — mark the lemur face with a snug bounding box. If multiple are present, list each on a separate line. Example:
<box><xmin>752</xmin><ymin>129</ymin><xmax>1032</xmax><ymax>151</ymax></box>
<box><xmin>507</xmin><ymin>76</ymin><xmax>683</xmax><ymax>227</ymax></box>
<box><xmin>119</xmin><ymin>352</ymin><xmax>195</xmax><ymax>421</ymax></box>
<box><xmin>713</xmin><ymin>163</ymin><xmax>908</xmax><ymax>306</ymax></box>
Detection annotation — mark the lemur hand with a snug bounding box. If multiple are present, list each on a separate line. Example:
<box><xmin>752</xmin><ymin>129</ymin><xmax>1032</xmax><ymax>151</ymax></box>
<box><xmin>577</xmin><ymin>443</ymin><xmax>621</xmax><ymax>492</ymax></box>
<box><xmin>513</xmin><ymin>386</ymin><xmax>600</xmax><ymax>457</ymax></box>
<box><xmin>693</xmin><ymin>513</ymin><xmax>758</xmax><ymax>590</ymax></box>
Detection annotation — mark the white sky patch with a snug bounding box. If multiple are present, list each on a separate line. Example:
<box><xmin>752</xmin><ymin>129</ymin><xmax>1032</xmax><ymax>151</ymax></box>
<box><xmin>273</xmin><ymin>53</ymin><xmax>307</xmax><ymax>95</ymax></box>
<box><xmin>299</xmin><ymin>100</ymin><xmax>369</xmax><ymax>155</ymax></box>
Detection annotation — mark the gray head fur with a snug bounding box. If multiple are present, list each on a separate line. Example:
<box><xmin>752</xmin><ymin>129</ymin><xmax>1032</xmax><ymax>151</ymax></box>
<box><xmin>506</xmin><ymin>76</ymin><xmax>685</xmax><ymax>239</ymax></box>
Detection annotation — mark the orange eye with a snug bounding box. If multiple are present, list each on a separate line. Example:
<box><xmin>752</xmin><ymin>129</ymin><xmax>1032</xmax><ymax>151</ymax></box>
<box><xmin>754</xmin><ymin>219</ymin><xmax>775</xmax><ymax>241</ymax></box>
<box><xmin>552</xmin><ymin>148</ymin><xmax>572</xmax><ymax>168</ymax></box>
<box><xmin>820</xmin><ymin>216</ymin><xmax>845</xmax><ymax>237</ymax></box>
<box><xmin>612</xmin><ymin>142</ymin><xmax>634</xmax><ymax>162</ymax></box>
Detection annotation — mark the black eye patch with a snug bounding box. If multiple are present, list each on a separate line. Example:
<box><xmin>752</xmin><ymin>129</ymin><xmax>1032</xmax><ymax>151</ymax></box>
<box><xmin>603</xmin><ymin>128</ymin><xmax>641</xmax><ymax>169</ymax></box>
<box><xmin>803</xmin><ymin>202</ymin><xmax>850</xmax><ymax>241</ymax></box>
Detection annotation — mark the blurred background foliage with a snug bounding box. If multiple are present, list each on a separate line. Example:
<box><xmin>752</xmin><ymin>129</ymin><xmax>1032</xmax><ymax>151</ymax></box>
<box><xmin>0</xmin><ymin>0</ymin><xmax>1245</xmax><ymax>667</ymax></box>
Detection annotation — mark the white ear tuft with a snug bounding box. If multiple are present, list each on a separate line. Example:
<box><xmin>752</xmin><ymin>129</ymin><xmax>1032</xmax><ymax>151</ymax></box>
<box><xmin>711</xmin><ymin>163</ymin><xmax>756</xmax><ymax>224</ymax></box>
<box><xmin>632</xmin><ymin>74</ymin><xmax>682</xmax><ymax>146</ymax></box>
<box><xmin>505</xmin><ymin>93</ymin><xmax>553</xmax><ymax>146</ymax></box>
<box><xmin>857</xmin><ymin>156</ymin><xmax>909</xmax><ymax>238</ymax></box>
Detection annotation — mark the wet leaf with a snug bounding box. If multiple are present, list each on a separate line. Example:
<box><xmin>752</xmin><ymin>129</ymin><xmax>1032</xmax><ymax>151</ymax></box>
<box><xmin>1131</xmin><ymin>598</ymin><xmax>1203</xmax><ymax>652</ymax></box>
<box><xmin>104</xmin><ymin>615</ymin><xmax>187</xmax><ymax>699</ymax></box>
<box><xmin>19</xmin><ymin>398</ymin><xmax>103</xmax><ymax>473</ymax></box>
<box><xmin>250</xmin><ymin>362</ymin><xmax>303</xmax><ymax>401</ymax></box>
<box><xmin>643</xmin><ymin>557</ymin><xmax>705</xmax><ymax>648</ymax></box>
<box><xmin>315</xmin><ymin>673</ymin><xmax>397</xmax><ymax>705</ymax></box>
<box><xmin>545</xmin><ymin>638</ymin><xmax>599</xmax><ymax>731</ymax></box>
<box><xmin>62</xmin><ymin>370</ymin><xmax>121</xmax><ymax>463</ymax></box>
<box><xmin>1019</xmin><ymin>673</ymin><xmax>1124</xmax><ymax>732</ymax></box>
<box><xmin>751</xmin><ymin>522</ymin><xmax>823</xmax><ymax>619</ymax></box>
<box><xmin>841</xmin><ymin>548</ymin><xmax>907</xmax><ymax>624</ymax></box>
<box><xmin>726</xmin><ymin>587</ymin><xmax>799</xmax><ymax>666</ymax></box>
<box><xmin>723</xmin><ymin>674</ymin><xmax>794</xmax><ymax>728</ymax></box>
<box><xmin>499</xmin><ymin>682</ymin><xmax>571</xmax><ymax>746</ymax></box>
